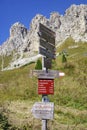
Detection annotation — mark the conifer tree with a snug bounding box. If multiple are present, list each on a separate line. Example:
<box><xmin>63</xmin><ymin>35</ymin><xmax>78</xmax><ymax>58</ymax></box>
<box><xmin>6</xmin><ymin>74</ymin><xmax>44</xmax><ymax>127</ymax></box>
<box><xmin>35</xmin><ymin>59</ymin><xmax>42</xmax><ymax>70</ymax></box>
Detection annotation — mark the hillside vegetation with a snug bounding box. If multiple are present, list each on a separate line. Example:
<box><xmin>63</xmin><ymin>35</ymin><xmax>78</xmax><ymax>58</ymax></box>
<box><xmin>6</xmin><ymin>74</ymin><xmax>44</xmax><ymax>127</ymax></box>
<box><xmin>0</xmin><ymin>38</ymin><xmax>87</xmax><ymax>130</ymax></box>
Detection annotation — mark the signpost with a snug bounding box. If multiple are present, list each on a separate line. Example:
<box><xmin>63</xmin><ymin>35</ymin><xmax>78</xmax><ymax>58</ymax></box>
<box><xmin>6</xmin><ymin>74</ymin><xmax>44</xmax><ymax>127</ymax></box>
<box><xmin>38</xmin><ymin>23</ymin><xmax>56</xmax><ymax>130</ymax></box>
<box><xmin>39</xmin><ymin>23</ymin><xmax>56</xmax><ymax>71</ymax></box>
<box><xmin>39</xmin><ymin>46</ymin><xmax>55</xmax><ymax>59</ymax></box>
<box><xmin>39</xmin><ymin>23</ymin><xmax>55</xmax><ymax>45</ymax></box>
<box><xmin>40</xmin><ymin>39</ymin><xmax>55</xmax><ymax>52</ymax></box>
<box><xmin>31</xmin><ymin>23</ymin><xmax>65</xmax><ymax>130</ymax></box>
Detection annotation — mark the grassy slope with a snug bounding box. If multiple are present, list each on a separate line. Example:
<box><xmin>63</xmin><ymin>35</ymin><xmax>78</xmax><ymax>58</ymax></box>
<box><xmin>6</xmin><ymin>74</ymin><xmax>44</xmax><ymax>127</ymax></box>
<box><xmin>0</xmin><ymin>55</ymin><xmax>12</xmax><ymax>70</ymax></box>
<box><xmin>0</xmin><ymin>38</ymin><xmax>87</xmax><ymax>129</ymax></box>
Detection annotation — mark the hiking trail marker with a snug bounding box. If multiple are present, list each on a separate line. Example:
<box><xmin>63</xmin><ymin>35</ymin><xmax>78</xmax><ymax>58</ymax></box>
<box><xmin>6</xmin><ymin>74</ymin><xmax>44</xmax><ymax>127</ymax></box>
<box><xmin>32</xmin><ymin>102</ymin><xmax>54</xmax><ymax>120</ymax></box>
<box><xmin>31</xmin><ymin>23</ymin><xmax>65</xmax><ymax>130</ymax></box>
<box><xmin>39</xmin><ymin>23</ymin><xmax>56</xmax><ymax>69</ymax></box>
<box><xmin>38</xmin><ymin>79</ymin><xmax>54</xmax><ymax>95</ymax></box>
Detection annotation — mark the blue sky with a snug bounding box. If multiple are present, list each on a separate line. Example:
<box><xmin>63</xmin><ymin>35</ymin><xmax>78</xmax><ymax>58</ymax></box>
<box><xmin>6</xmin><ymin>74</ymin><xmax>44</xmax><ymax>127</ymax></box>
<box><xmin>0</xmin><ymin>0</ymin><xmax>87</xmax><ymax>45</ymax></box>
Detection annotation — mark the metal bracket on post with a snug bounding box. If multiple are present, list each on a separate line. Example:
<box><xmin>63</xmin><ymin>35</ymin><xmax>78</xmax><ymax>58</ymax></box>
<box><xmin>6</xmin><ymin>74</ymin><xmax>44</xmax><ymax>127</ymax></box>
<box><xmin>42</xmin><ymin>95</ymin><xmax>49</xmax><ymax>102</ymax></box>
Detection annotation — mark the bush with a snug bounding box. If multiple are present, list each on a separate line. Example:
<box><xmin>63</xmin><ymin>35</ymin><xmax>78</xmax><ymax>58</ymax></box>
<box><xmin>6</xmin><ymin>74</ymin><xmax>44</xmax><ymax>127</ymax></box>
<box><xmin>0</xmin><ymin>113</ymin><xmax>11</xmax><ymax>129</ymax></box>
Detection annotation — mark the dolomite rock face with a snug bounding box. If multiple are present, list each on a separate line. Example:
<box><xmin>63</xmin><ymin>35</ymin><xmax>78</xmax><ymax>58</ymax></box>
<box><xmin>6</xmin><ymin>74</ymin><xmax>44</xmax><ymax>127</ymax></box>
<box><xmin>0</xmin><ymin>4</ymin><xmax>87</xmax><ymax>57</ymax></box>
<box><xmin>56</xmin><ymin>4</ymin><xmax>87</xmax><ymax>45</ymax></box>
<box><xmin>0</xmin><ymin>22</ymin><xmax>28</xmax><ymax>56</ymax></box>
<box><xmin>25</xmin><ymin>14</ymin><xmax>48</xmax><ymax>53</ymax></box>
<box><xmin>49</xmin><ymin>12</ymin><xmax>61</xmax><ymax>30</ymax></box>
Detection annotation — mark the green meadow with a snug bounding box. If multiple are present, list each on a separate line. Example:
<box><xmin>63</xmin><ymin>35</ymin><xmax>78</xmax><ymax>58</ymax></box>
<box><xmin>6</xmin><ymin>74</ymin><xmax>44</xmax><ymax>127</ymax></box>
<box><xmin>0</xmin><ymin>38</ymin><xmax>87</xmax><ymax>130</ymax></box>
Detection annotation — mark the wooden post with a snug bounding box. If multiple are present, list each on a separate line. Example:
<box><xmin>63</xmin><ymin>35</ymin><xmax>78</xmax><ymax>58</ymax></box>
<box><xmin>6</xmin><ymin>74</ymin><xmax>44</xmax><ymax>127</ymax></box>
<box><xmin>42</xmin><ymin>56</ymin><xmax>48</xmax><ymax>130</ymax></box>
<box><xmin>42</xmin><ymin>119</ymin><xmax>47</xmax><ymax>130</ymax></box>
<box><xmin>42</xmin><ymin>95</ymin><xmax>49</xmax><ymax>130</ymax></box>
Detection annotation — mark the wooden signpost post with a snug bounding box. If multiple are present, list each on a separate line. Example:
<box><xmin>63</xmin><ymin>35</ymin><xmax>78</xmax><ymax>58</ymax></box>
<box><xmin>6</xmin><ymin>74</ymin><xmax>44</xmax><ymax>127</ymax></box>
<box><xmin>38</xmin><ymin>23</ymin><xmax>56</xmax><ymax>130</ymax></box>
<box><xmin>31</xmin><ymin>23</ymin><xmax>65</xmax><ymax>130</ymax></box>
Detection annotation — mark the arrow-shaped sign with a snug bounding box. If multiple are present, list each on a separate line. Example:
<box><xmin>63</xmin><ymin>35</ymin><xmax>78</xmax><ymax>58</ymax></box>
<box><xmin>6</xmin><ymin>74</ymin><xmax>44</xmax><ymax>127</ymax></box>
<box><xmin>30</xmin><ymin>70</ymin><xmax>65</xmax><ymax>79</ymax></box>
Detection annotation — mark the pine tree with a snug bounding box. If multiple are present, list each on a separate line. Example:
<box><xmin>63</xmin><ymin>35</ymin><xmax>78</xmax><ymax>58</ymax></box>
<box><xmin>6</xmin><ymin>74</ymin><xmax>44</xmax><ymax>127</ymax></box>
<box><xmin>35</xmin><ymin>59</ymin><xmax>42</xmax><ymax>70</ymax></box>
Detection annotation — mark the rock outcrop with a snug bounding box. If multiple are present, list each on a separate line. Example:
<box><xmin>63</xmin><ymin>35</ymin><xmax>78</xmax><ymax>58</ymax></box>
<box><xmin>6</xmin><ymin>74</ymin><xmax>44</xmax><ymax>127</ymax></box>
<box><xmin>56</xmin><ymin>4</ymin><xmax>87</xmax><ymax>45</ymax></box>
<box><xmin>0</xmin><ymin>4</ymin><xmax>87</xmax><ymax>62</ymax></box>
<box><xmin>0</xmin><ymin>22</ymin><xmax>28</xmax><ymax>56</ymax></box>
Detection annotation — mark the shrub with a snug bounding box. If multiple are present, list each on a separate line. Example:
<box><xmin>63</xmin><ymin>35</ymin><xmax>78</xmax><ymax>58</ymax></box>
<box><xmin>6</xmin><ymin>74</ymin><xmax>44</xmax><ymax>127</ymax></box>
<box><xmin>0</xmin><ymin>112</ymin><xmax>11</xmax><ymax>129</ymax></box>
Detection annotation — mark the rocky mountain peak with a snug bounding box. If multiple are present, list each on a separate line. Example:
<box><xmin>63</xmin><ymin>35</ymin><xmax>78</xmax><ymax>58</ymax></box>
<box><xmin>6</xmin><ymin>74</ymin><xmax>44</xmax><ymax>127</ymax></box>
<box><xmin>49</xmin><ymin>12</ymin><xmax>61</xmax><ymax>30</ymax></box>
<box><xmin>56</xmin><ymin>4</ymin><xmax>87</xmax><ymax>44</ymax></box>
<box><xmin>0</xmin><ymin>4</ymin><xmax>87</xmax><ymax>70</ymax></box>
<box><xmin>30</xmin><ymin>14</ymin><xmax>49</xmax><ymax>32</ymax></box>
<box><xmin>65</xmin><ymin>4</ymin><xmax>87</xmax><ymax>16</ymax></box>
<box><xmin>10</xmin><ymin>22</ymin><xmax>28</xmax><ymax>39</ymax></box>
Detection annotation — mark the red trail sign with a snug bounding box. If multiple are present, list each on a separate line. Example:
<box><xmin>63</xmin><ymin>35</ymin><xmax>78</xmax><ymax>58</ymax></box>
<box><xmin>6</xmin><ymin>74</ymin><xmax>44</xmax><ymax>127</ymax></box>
<box><xmin>38</xmin><ymin>79</ymin><xmax>54</xmax><ymax>95</ymax></box>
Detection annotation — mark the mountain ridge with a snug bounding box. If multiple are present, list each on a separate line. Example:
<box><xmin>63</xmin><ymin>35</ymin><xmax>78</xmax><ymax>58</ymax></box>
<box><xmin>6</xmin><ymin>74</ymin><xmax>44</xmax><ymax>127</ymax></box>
<box><xmin>0</xmin><ymin>4</ymin><xmax>87</xmax><ymax>70</ymax></box>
